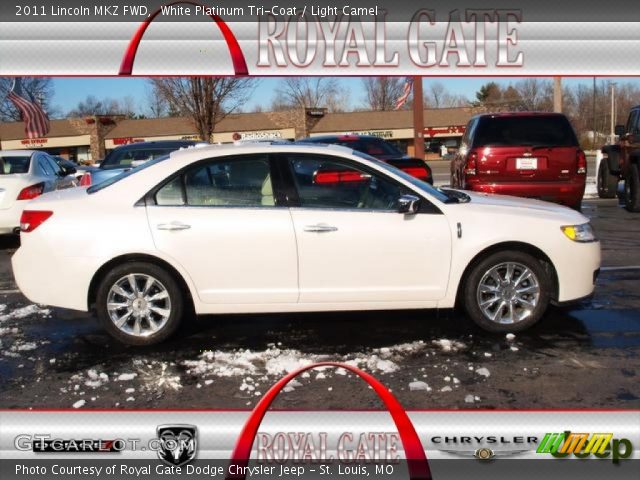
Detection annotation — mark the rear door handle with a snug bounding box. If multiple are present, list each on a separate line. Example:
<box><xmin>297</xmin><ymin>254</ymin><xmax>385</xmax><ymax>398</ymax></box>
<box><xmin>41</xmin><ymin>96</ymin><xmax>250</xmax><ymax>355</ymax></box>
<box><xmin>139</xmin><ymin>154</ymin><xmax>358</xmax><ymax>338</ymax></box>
<box><xmin>157</xmin><ymin>222</ymin><xmax>191</xmax><ymax>231</ymax></box>
<box><xmin>303</xmin><ymin>224</ymin><xmax>338</xmax><ymax>233</ymax></box>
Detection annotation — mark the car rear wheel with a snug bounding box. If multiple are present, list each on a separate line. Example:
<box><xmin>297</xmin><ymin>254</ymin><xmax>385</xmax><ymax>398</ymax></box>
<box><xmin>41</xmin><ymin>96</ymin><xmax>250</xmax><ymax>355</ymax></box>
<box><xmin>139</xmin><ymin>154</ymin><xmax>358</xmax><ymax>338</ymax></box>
<box><xmin>96</xmin><ymin>262</ymin><xmax>183</xmax><ymax>345</ymax></box>
<box><xmin>597</xmin><ymin>159</ymin><xmax>618</xmax><ymax>199</ymax></box>
<box><xmin>624</xmin><ymin>163</ymin><xmax>640</xmax><ymax>212</ymax></box>
<box><xmin>463</xmin><ymin>251</ymin><xmax>550</xmax><ymax>332</ymax></box>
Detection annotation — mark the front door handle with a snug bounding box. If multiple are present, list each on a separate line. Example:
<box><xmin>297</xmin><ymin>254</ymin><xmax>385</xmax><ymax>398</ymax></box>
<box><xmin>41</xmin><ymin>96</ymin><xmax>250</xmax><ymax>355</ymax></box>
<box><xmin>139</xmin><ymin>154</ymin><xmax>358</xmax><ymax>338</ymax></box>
<box><xmin>157</xmin><ymin>222</ymin><xmax>191</xmax><ymax>231</ymax></box>
<box><xmin>303</xmin><ymin>224</ymin><xmax>338</xmax><ymax>233</ymax></box>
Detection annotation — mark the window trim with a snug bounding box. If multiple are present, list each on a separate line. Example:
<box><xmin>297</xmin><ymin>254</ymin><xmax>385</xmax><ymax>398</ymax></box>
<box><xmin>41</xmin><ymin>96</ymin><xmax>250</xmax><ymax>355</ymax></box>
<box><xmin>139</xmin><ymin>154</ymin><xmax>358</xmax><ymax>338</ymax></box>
<box><xmin>144</xmin><ymin>153</ymin><xmax>286</xmax><ymax>209</ymax></box>
<box><xmin>277</xmin><ymin>152</ymin><xmax>442</xmax><ymax>214</ymax></box>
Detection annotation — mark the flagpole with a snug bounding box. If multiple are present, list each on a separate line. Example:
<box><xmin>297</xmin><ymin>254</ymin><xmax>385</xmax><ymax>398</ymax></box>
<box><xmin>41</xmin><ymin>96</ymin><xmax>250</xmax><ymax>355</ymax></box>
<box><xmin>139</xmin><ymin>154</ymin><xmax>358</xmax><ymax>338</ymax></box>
<box><xmin>412</xmin><ymin>76</ymin><xmax>425</xmax><ymax>160</ymax></box>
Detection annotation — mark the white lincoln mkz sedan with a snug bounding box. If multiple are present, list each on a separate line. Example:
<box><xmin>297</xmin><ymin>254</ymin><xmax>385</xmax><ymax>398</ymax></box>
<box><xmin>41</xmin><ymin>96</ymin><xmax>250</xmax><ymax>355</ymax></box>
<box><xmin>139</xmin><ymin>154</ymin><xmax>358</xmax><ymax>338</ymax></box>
<box><xmin>12</xmin><ymin>143</ymin><xmax>601</xmax><ymax>345</ymax></box>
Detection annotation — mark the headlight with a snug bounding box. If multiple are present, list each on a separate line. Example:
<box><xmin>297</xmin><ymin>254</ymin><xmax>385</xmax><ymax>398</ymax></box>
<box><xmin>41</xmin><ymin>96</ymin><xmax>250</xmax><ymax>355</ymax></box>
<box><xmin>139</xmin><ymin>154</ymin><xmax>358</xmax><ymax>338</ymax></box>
<box><xmin>561</xmin><ymin>223</ymin><xmax>597</xmax><ymax>242</ymax></box>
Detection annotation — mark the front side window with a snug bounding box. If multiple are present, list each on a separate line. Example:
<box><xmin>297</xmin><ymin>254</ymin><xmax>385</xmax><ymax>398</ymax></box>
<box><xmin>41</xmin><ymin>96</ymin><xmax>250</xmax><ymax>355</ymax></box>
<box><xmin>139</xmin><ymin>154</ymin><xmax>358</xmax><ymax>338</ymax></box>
<box><xmin>287</xmin><ymin>154</ymin><xmax>402</xmax><ymax>211</ymax></box>
<box><xmin>155</xmin><ymin>155</ymin><xmax>274</xmax><ymax>207</ymax></box>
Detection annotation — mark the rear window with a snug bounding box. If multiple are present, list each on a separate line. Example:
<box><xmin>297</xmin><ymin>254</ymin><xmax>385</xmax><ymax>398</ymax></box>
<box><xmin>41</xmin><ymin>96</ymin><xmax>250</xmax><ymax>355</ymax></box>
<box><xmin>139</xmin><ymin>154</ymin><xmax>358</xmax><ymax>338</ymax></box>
<box><xmin>473</xmin><ymin>116</ymin><xmax>579</xmax><ymax>148</ymax></box>
<box><xmin>101</xmin><ymin>147</ymin><xmax>180</xmax><ymax>170</ymax></box>
<box><xmin>0</xmin><ymin>155</ymin><xmax>31</xmax><ymax>174</ymax></box>
<box><xmin>308</xmin><ymin>137</ymin><xmax>403</xmax><ymax>157</ymax></box>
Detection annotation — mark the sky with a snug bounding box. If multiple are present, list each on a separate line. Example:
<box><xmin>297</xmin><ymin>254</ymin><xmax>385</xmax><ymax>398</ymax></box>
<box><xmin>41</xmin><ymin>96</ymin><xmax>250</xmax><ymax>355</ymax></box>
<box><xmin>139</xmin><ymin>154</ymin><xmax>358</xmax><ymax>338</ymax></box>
<box><xmin>51</xmin><ymin>77</ymin><xmax>640</xmax><ymax>116</ymax></box>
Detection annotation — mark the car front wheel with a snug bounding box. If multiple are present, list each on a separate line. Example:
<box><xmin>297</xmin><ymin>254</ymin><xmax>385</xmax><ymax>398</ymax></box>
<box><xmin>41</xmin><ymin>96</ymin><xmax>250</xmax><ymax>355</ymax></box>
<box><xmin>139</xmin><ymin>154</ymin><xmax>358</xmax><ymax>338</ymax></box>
<box><xmin>463</xmin><ymin>251</ymin><xmax>550</xmax><ymax>332</ymax></box>
<box><xmin>96</xmin><ymin>262</ymin><xmax>184</xmax><ymax>345</ymax></box>
<box><xmin>597</xmin><ymin>160</ymin><xmax>618</xmax><ymax>199</ymax></box>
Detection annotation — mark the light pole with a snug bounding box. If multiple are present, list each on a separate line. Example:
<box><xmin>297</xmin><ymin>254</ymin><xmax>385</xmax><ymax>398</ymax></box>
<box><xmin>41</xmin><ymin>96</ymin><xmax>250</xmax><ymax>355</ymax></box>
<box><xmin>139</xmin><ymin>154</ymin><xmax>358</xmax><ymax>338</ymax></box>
<box><xmin>610</xmin><ymin>82</ymin><xmax>617</xmax><ymax>141</ymax></box>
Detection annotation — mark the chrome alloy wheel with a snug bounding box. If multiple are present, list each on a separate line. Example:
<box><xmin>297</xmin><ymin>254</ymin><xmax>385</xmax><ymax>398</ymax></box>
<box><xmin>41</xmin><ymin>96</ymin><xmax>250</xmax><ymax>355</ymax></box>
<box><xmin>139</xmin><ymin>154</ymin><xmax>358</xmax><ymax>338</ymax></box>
<box><xmin>106</xmin><ymin>274</ymin><xmax>171</xmax><ymax>337</ymax></box>
<box><xmin>476</xmin><ymin>262</ymin><xmax>540</xmax><ymax>324</ymax></box>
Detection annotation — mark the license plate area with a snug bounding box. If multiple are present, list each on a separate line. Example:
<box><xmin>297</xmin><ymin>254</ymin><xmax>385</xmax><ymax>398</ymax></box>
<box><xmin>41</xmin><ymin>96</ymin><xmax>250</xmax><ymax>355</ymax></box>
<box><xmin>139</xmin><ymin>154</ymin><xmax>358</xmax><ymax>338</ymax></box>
<box><xmin>516</xmin><ymin>157</ymin><xmax>538</xmax><ymax>170</ymax></box>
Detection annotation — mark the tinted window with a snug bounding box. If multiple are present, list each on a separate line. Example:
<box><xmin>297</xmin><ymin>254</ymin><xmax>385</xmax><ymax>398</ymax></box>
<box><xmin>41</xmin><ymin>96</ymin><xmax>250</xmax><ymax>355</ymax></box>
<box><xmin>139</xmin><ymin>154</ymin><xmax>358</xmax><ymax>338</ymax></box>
<box><xmin>87</xmin><ymin>155</ymin><xmax>170</xmax><ymax>194</ymax></box>
<box><xmin>101</xmin><ymin>147</ymin><xmax>179</xmax><ymax>170</ymax></box>
<box><xmin>473</xmin><ymin>116</ymin><xmax>578</xmax><ymax>147</ymax></box>
<box><xmin>182</xmin><ymin>156</ymin><xmax>273</xmax><ymax>207</ymax></box>
<box><xmin>308</xmin><ymin>137</ymin><xmax>403</xmax><ymax>158</ymax></box>
<box><xmin>287</xmin><ymin>154</ymin><xmax>401</xmax><ymax>210</ymax></box>
<box><xmin>0</xmin><ymin>155</ymin><xmax>31</xmax><ymax>174</ymax></box>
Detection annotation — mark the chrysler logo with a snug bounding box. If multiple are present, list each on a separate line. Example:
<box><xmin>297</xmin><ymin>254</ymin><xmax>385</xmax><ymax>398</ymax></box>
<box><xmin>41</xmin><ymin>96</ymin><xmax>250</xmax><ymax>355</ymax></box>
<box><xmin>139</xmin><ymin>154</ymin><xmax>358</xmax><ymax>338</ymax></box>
<box><xmin>157</xmin><ymin>424</ymin><xmax>198</xmax><ymax>467</ymax></box>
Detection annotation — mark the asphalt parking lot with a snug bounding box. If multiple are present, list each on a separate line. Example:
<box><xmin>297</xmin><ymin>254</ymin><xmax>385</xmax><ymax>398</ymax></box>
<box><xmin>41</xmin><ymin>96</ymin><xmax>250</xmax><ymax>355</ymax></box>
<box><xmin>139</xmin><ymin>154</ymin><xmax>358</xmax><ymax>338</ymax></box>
<box><xmin>0</xmin><ymin>197</ymin><xmax>639</xmax><ymax>411</ymax></box>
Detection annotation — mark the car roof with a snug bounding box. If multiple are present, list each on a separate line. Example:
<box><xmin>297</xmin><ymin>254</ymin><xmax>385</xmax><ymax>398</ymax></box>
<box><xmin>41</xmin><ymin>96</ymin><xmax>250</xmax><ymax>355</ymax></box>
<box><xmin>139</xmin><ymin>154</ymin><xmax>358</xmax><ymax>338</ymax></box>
<box><xmin>0</xmin><ymin>149</ymin><xmax>39</xmax><ymax>156</ymax></box>
<box><xmin>111</xmin><ymin>140</ymin><xmax>202</xmax><ymax>151</ymax></box>
<box><xmin>472</xmin><ymin>112</ymin><xmax>569</xmax><ymax>120</ymax></box>
<box><xmin>169</xmin><ymin>141</ymin><xmax>356</xmax><ymax>159</ymax></box>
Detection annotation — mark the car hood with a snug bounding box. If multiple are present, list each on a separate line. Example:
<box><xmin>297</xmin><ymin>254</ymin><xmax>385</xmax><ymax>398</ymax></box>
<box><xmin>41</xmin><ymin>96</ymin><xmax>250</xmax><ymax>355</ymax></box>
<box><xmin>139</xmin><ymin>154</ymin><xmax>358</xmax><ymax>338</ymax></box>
<box><xmin>450</xmin><ymin>190</ymin><xmax>589</xmax><ymax>223</ymax></box>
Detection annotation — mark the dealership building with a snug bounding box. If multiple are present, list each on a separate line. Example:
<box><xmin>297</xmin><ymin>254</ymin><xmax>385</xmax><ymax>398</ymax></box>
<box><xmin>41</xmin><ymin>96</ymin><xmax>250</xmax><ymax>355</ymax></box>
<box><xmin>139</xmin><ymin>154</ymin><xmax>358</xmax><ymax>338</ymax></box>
<box><xmin>0</xmin><ymin>107</ymin><xmax>473</xmax><ymax>162</ymax></box>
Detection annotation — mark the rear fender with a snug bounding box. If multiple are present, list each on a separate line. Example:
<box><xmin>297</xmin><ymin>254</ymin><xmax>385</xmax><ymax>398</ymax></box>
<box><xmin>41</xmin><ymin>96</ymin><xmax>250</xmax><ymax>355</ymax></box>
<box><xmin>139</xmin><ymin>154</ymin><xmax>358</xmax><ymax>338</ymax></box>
<box><xmin>602</xmin><ymin>145</ymin><xmax>621</xmax><ymax>174</ymax></box>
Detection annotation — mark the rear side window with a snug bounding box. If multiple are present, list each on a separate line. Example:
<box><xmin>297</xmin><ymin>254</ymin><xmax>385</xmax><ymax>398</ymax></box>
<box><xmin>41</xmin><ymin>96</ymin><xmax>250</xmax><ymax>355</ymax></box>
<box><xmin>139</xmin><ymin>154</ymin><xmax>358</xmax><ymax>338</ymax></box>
<box><xmin>473</xmin><ymin>116</ymin><xmax>578</xmax><ymax>148</ymax></box>
<box><xmin>0</xmin><ymin>155</ymin><xmax>31</xmax><ymax>174</ymax></box>
<box><xmin>155</xmin><ymin>155</ymin><xmax>274</xmax><ymax>207</ymax></box>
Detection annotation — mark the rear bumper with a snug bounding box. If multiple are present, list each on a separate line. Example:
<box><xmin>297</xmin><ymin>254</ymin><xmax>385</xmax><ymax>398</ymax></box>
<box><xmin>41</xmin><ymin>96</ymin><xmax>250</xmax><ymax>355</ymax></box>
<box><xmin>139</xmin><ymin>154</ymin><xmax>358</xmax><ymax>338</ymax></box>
<box><xmin>0</xmin><ymin>204</ymin><xmax>23</xmax><ymax>234</ymax></box>
<box><xmin>467</xmin><ymin>179</ymin><xmax>586</xmax><ymax>206</ymax></box>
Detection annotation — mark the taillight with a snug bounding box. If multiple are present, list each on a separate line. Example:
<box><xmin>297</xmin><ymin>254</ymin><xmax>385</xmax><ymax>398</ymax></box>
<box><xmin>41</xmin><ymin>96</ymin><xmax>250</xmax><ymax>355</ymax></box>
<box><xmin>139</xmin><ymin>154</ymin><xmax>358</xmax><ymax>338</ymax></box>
<box><xmin>20</xmin><ymin>210</ymin><xmax>53</xmax><ymax>233</ymax></box>
<box><xmin>16</xmin><ymin>182</ymin><xmax>45</xmax><ymax>200</ymax></box>
<box><xmin>577</xmin><ymin>150</ymin><xmax>587</xmax><ymax>175</ymax></box>
<box><xmin>79</xmin><ymin>172</ymin><xmax>92</xmax><ymax>186</ymax></box>
<box><xmin>314</xmin><ymin>171</ymin><xmax>369</xmax><ymax>184</ymax></box>
<box><xmin>400</xmin><ymin>166</ymin><xmax>430</xmax><ymax>181</ymax></box>
<box><xmin>465</xmin><ymin>151</ymin><xmax>478</xmax><ymax>175</ymax></box>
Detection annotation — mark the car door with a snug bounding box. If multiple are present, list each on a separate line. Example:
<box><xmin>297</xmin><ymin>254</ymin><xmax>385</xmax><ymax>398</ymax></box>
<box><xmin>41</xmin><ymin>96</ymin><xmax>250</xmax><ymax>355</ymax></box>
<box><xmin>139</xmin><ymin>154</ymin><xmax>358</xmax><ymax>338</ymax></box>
<box><xmin>146</xmin><ymin>153</ymin><xmax>299</xmax><ymax>306</ymax></box>
<box><xmin>282</xmin><ymin>153</ymin><xmax>452</xmax><ymax>305</ymax></box>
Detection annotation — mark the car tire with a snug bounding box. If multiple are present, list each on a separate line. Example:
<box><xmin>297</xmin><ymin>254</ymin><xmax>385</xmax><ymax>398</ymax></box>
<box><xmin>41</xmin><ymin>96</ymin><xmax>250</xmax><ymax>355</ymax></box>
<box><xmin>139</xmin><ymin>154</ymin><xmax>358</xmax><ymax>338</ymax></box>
<box><xmin>624</xmin><ymin>163</ymin><xmax>640</xmax><ymax>212</ymax></box>
<box><xmin>96</xmin><ymin>262</ymin><xmax>184</xmax><ymax>346</ymax></box>
<box><xmin>597</xmin><ymin>160</ymin><xmax>618</xmax><ymax>199</ymax></box>
<box><xmin>463</xmin><ymin>251</ymin><xmax>551</xmax><ymax>333</ymax></box>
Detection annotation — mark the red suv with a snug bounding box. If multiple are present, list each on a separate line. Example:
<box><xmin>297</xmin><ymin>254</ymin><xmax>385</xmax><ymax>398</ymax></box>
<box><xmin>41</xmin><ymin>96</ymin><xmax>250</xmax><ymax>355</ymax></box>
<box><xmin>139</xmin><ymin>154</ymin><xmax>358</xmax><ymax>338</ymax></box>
<box><xmin>451</xmin><ymin>113</ymin><xmax>586</xmax><ymax>210</ymax></box>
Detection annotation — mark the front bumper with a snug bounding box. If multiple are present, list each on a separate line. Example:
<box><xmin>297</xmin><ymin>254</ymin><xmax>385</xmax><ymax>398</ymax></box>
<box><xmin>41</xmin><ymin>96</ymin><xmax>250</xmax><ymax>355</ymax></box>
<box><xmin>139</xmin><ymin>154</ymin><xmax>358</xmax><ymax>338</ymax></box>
<box><xmin>553</xmin><ymin>241</ymin><xmax>601</xmax><ymax>303</ymax></box>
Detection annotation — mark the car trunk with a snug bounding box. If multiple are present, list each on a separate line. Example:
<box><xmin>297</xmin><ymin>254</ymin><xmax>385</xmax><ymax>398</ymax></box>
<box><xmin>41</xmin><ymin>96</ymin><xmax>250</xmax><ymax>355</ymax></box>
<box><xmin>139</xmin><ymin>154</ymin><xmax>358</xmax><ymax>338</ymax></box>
<box><xmin>476</xmin><ymin>146</ymin><xmax>578</xmax><ymax>183</ymax></box>
<box><xmin>0</xmin><ymin>175</ymin><xmax>27</xmax><ymax>210</ymax></box>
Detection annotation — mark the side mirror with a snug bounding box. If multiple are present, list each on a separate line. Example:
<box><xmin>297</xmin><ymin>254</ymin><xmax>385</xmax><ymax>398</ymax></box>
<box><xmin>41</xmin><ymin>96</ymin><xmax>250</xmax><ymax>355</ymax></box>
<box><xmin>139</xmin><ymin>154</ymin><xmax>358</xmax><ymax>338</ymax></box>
<box><xmin>398</xmin><ymin>194</ymin><xmax>420</xmax><ymax>215</ymax></box>
<box><xmin>614</xmin><ymin>125</ymin><xmax>626</xmax><ymax>137</ymax></box>
<box><xmin>63</xmin><ymin>166</ymin><xmax>77</xmax><ymax>176</ymax></box>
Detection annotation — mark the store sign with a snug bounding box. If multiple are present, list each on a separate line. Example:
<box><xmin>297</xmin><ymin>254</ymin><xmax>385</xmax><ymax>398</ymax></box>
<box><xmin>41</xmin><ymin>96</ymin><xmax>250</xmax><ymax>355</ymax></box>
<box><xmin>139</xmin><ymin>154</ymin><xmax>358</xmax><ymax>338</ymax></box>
<box><xmin>112</xmin><ymin>137</ymin><xmax>145</xmax><ymax>146</ymax></box>
<box><xmin>346</xmin><ymin>130</ymin><xmax>394</xmax><ymax>139</ymax></box>
<box><xmin>424</xmin><ymin>125</ymin><xmax>466</xmax><ymax>138</ymax></box>
<box><xmin>234</xmin><ymin>131</ymin><xmax>283</xmax><ymax>141</ymax></box>
<box><xmin>20</xmin><ymin>138</ymin><xmax>48</xmax><ymax>146</ymax></box>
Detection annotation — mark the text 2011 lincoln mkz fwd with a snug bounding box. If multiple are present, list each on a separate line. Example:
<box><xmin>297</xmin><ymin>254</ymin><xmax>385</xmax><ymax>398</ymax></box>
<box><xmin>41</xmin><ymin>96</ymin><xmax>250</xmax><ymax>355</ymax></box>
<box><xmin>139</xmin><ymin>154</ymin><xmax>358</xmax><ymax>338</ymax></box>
<box><xmin>12</xmin><ymin>143</ymin><xmax>600</xmax><ymax>345</ymax></box>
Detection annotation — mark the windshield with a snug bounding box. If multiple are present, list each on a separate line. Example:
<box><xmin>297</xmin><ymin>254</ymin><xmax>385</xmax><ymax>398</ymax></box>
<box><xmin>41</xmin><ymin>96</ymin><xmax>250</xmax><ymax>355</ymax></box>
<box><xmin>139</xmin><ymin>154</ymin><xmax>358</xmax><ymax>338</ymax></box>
<box><xmin>101</xmin><ymin>147</ymin><xmax>180</xmax><ymax>170</ymax></box>
<box><xmin>0</xmin><ymin>155</ymin><xmax>31</xmax><ymax>174</ymax></box>
<box><xmin>351</xmin><ymin>150</ymin><xmax>450</xmax><ymax>203</ymax></box>
<box><xmin>474</xmin><ymin>116</ymin><xmax>579</xmax><ymax>147</ymax></box>
<box><xmin>87</xmin><ymin>154</ymin><xmax>169</xmax><ymax>194</ymax></box>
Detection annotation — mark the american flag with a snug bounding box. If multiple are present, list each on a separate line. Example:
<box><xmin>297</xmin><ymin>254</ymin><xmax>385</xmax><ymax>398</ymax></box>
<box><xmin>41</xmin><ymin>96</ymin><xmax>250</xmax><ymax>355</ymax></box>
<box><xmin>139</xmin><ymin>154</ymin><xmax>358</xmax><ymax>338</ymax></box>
<box><xmin>394</xmin><ymin>77</ymin><xmax>414</xmax><ymax>110</ymax></box>
<box><xmin>6</xmin><ymin>78</ymin><xmax>50</xmax><ymax>139</ymax></box>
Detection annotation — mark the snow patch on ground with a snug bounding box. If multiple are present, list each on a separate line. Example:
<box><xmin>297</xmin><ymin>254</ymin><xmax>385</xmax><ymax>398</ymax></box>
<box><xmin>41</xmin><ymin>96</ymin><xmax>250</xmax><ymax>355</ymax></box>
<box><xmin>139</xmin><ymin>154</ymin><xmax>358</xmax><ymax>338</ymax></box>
<box><xmin>0</xmin><ymin>305</ymin><xmax>50</xmax><ymax>323</ymax></box>
<box><xmin>117</xmin><ymin>373</ymin><xmax>137</xmax><ymax>381</ymax></box>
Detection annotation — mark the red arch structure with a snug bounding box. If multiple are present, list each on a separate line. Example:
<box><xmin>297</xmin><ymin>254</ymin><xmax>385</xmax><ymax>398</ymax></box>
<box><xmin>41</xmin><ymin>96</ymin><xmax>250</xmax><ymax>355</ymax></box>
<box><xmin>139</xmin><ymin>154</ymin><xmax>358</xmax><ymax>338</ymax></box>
<box><xmin>119</xmin><ymin>1</ymin><xmax>248</xmax><ymax>76</ymax></box>
<box><xmin>226</xmin><ymin>362</ymin><xmax>432</xmax><ymax>480</ymax></box>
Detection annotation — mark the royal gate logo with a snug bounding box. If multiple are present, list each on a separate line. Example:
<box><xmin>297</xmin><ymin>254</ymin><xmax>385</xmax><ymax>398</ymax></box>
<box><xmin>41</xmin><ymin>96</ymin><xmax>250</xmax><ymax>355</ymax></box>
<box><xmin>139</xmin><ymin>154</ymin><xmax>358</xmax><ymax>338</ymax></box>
<box><xmin>537</xmin><ymin>431</ymin><xmax>633</xmax><ymax>463</ymax></box>
<box><xmin>156</xmin><ymin>425</ymin><xmax>198</xmax><ymax>467</ymax></box>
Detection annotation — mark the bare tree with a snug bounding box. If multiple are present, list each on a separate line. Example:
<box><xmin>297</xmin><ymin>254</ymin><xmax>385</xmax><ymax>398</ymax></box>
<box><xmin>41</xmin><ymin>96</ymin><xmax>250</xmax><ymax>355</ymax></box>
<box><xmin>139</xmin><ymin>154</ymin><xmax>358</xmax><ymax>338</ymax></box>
<box><xmin>424</xmin><ymin>81</ymin><xmax>469</xmax><ymax>108</ymax></box>
<box><xmin>362</xmin><ymin>78</ymin><xmax>404</xmax><ymax>111</ymax></box>
<box><xmin>145</xmin><ymin>86</ymin><xmax>169</xmax><ymax>118</ymax></box>
<box><xmin>149</xmin><ymin>78</ymin><xmax>257</xmax><ymax>141</ymax></box>
<box><xmin>67</xmin><ymin>95</ymin><xmax>138</xmax><ymax>117</ymax></box>
<box><xmin>275</xmin><ymin>78</ymin><xmax>344</xmax><ymax>110</ymax></box>
<box><xmin>0</xmin><ymin>77</ymin><xmax>59</xmax><ymax>120</ymax></box>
